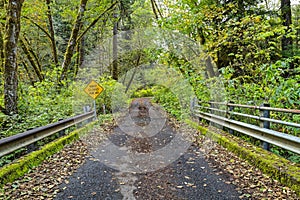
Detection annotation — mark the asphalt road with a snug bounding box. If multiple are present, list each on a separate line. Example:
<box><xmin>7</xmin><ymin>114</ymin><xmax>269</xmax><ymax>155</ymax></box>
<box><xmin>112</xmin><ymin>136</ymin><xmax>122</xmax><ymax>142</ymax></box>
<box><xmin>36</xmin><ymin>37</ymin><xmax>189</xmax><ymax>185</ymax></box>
<box><xmin>54</xmin><ymin>99</ymin><xmax>244</xmax><ymax>200</ymax></box>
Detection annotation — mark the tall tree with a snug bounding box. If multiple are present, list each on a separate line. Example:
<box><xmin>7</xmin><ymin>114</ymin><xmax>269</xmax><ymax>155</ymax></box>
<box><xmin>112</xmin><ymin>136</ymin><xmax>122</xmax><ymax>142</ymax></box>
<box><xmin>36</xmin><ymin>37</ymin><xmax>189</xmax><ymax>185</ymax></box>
<box><xmin>0</xmin><ymin>29</ymin><xmax>3</xmax><ymax>73</ymax></box>
<box><xmin>0</xmin><ymin>0</ymin><xmax>5</xmax><ymax>75</ymax></box>
<box><xmin>293</xmin><ymin>4</ymin><xmax>300</xmax><ymax>50</ymax></box>
<box><xmin>46</xmin><ymin>0</ymin><xmax>58</xmax><ymax>66</ymax></box>
<box><xmin>112</xmin><ymin>9</ymin><xmax>118</xmax><ymax>80</ymax></box>
<box><xmin>60</xmin><ymin>0</ymin><xmax>88</xmax><ymax>82</ymax></box>
<box><xmin>111</xmin><ymin>0</ymin><xmax>138</xmax><ymax>80</ymax></box>
<box><xmin>281</xmin><ymin>0</ymin><xmax>293</xmax><ymax>58</ymax></box>
<box><xmin>3</xmin><ymin>0</ymin><xmax>24</xmax><ymax>114</ymax></box>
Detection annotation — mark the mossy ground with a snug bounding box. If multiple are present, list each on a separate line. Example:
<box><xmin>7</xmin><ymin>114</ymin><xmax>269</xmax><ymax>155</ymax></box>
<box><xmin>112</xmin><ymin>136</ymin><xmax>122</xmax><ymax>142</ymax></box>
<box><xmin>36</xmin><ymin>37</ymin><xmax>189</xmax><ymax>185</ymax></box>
<box><xmin>186</xmin><ymin>119</ymin><xmax>300</xmax><ymax>196</ymax></box>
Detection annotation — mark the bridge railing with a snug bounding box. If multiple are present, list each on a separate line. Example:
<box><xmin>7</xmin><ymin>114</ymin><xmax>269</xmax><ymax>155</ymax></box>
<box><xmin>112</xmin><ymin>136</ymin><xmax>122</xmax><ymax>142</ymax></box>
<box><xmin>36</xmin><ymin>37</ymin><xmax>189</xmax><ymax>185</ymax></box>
<box><xmin>191</xmin><ymin>99</ymin><xmax>300</xmax><ymax>155</ymax></box>
<box><xmin>0</xmin><ymin>111</ymin><xmax>95</xmax><ymax>158</ymax></box>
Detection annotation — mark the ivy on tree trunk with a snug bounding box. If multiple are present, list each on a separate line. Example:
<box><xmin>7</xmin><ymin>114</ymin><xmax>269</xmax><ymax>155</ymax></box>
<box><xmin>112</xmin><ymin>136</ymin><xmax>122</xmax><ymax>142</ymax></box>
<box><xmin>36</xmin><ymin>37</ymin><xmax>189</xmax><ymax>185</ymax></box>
<box><xmin>3</xmin><ymin>0</ymin><xmax>24</xmax><ymax>115</ymax></box>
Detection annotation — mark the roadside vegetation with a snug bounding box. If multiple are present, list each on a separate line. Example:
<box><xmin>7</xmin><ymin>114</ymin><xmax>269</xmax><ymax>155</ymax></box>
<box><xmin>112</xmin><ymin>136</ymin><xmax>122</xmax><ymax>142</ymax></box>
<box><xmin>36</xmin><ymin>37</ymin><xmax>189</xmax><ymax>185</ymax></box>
<box><xmin>0</xmin><ymin>0</ymin><xmax>299</xmax><ymax>163</ymax></box>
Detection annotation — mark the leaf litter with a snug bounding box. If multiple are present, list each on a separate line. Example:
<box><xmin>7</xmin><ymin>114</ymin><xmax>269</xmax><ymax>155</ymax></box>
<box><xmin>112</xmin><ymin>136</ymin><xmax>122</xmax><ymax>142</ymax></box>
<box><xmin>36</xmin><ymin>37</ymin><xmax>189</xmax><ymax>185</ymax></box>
<box><xmin>0</xmin><ymin>117</ymin><xmax>299</xmax><ymax>200</ymax></box>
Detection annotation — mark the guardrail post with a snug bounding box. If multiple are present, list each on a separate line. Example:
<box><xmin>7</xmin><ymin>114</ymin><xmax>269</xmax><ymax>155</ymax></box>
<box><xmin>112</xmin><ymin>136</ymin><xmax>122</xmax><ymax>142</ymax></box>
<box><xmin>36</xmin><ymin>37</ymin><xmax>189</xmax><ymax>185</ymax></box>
<box><xmin>260</xmin><ymin>103</ymin><xmax>270</xmax><ymax>151</ymax></box>
<box><xmin>103</xmin><ymin>104</ymin><xmax>106</xmax><ymax>115</ymax></box>
<box><xmin>93</xmin><ymin>100</ymin><xmax>97</xmax><ymax>120</ymax></box>
<box><xmin>83</xmin><ymin>105</ymin><xmax>90</xmax><ymax>113</ymax></box>
<box><xmin>190</xmin><ymin>97</ymin><xmax>196</xmax><ymax>117</ymax></box>
<box><xmin>58</xmin><ymin>119</ymin><xmax>66</xmax><ymax>137</ymax></box>
<box><xmin>26</xmin><ymin>128</ymin><xmax>37</xmax><ymax>153</ymax></box>
<box><xmin>26</xmin><ymin>143</ymin><xmax>36</xmax><ymax>153</ymax></box>
<box><xmin>83</xmin><ymin>105</ymin><xmax>92</xmax><ymax>124</ymax></box>
<box><xmin>209</xmin><ymin>102</ymin><xmax>216</xmax><ymax>127</ymax></box>
<box><xmin>227</xmin><ymin>101</ymin><xmax>234</xmax><ymax>135</ymax></box>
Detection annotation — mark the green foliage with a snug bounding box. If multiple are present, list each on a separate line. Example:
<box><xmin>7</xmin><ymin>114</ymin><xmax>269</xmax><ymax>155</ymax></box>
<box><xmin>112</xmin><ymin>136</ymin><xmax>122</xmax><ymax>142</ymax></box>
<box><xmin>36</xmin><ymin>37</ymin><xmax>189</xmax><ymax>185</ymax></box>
<box><xmin>222</xmin><ymin>58</ymin><xmax>300</xmax><ymax>110</ymax></box>
<box><xmin>160</xmin><ymin>0</ymin><xmax>300</xmax><ymax>163</ymax></box>
<box><xmin>0</xmin><ymin>148</ymin><xmax>26</xmax><ymax>168</ymax></box>
<box><xmin>0</xmin><ymin>78</ymin><xmax>74</xmax><ymax>138</ymax></box>
<box><xmin>218</xmin><ymin>58</ymin><xmax>300</xmax><ymax>161</ymax></box>
<box><xmin>96</xmin><ymin>76</ymin><xmax>125</xmax><ymax>114</ymax></box>
<box><xmin>152</xmin><ymin>86</ymin><xmax>183</xmax><ymax>118</ymax></box>
<box><xmin>129</xmin><ymin>85</ymin><xmax>185</xmax><ymax>119</ymax></box>
<box><xmin>131</xmin><ymin>88</ymin><xmax>154</xmax><ymax>98</ymax></box>
<box><xmin>1</xmin><ymin>0</ymin><xmax>299</xmax><ymax>167</ymax></box>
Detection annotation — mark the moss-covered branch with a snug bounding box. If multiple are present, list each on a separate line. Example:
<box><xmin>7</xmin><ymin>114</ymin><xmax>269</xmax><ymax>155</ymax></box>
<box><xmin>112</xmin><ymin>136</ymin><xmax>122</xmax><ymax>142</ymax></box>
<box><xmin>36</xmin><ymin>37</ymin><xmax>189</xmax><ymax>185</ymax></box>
<box><xmin>19</xmin><ymin>37</ymin><xmax>43</xmax><ymax>82</ymax></box>
<box><xmin>22</xmin><ymin>61</ymin><xmax>35</xmax><ymax>86</ymax></box>
<box><xmin>76</xmin><ymin>2</ymin><xmax>117</xmax><ymax>43</ymax></box>
<box><xmin>22</xmin><ymin>16</ymin><xmax>51</xmax><ymax>40</ymax></box>
<box><xmin>23</xmin><ymin>36</ymin><xmax>42</xmax><ymax>73</ymax></box>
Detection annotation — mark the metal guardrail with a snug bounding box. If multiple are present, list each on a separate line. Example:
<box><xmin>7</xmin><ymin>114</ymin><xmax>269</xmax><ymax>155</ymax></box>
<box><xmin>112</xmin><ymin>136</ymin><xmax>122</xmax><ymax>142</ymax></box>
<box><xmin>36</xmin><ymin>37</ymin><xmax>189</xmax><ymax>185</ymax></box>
<box><xmin>191</xmin><ymin>99</ymin><xmax>300</xmax><ymax>154</ymax></box>
<box><xmin>0</xmin><ymin>111</ymin><xmax>95</xmax><ymax>157</ymax></box>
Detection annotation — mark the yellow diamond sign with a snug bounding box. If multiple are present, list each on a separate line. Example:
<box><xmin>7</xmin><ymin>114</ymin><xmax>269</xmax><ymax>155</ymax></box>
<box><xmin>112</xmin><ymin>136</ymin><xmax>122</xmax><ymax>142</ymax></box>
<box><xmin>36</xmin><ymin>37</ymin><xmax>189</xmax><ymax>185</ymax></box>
<box><xmin>84</xmin><ymin>80</ymin><xmax>104</xmax><ymax>99</ymax></box>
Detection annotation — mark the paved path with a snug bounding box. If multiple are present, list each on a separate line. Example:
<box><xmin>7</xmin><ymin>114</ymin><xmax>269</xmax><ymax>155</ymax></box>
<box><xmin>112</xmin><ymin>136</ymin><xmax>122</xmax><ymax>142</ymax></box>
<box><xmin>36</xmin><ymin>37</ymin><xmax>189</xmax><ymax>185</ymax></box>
<box><xmin>55</xmin><ymin>98</ymin><xmax>243</xmax><ymax>199</ymax></box>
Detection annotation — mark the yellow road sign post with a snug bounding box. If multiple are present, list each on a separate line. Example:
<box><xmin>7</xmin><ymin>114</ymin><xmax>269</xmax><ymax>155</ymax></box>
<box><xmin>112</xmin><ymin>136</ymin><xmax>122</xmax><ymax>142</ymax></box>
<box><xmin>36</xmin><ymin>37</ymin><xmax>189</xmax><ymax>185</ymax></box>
<box><xmin>84</xmin><ymin>80</ymin><xmax>104</xmax><ymax>100</ymax></box>
<box><xmin>84</xmin><ymin>80</ymin><xmax>104</xmax><ymax>119</ymax></box>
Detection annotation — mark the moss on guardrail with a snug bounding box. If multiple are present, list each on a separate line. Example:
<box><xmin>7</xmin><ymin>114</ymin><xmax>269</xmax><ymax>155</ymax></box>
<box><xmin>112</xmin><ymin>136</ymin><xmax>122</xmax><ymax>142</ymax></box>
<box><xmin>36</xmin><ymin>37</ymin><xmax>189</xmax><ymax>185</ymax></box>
<box><xmin>0</xmin><ymin>121</ymin><xmax>98</xmax><ymax>188</ymax></box>
<box><xmin>186</xmin><ymin>120</ymin><xmax>300</xmax><ymax>196</ymax></box>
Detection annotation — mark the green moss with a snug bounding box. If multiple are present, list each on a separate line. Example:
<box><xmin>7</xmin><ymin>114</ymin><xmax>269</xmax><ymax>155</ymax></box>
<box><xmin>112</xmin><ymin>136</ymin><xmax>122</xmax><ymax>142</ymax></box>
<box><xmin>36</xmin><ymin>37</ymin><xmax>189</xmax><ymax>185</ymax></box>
<box><xmin>0</xmin><ymin>121</ymin><xmax>97</xmax><ymax>188</ymax></box>
<box><xmin>186</xmin><ymin>119</ymin><xmax>300</xmax><ymax>196</ymax></box>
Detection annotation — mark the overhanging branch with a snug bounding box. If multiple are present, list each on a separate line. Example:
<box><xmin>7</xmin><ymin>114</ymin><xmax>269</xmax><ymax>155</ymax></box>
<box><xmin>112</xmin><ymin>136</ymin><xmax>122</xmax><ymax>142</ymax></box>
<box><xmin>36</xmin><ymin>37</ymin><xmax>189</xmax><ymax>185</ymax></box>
<box><xmin>22</xmin><ymin>16</ymin><xmax>51</xmax><ymax>39</ymax></box>
<box><xmin>76</xmin><ymin>2</ymin><xmax>118</xmax><ymax>43</ymax></box>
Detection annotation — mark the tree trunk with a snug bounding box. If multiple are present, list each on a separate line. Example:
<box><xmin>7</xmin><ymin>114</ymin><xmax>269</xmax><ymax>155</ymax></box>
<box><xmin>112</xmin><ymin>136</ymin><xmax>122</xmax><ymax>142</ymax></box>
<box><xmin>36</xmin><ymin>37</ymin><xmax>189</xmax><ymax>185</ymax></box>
<box><xmin>46</xmin><ymin>0</ymin><xmax>58</xmax><ymax>66</ymax></box>
<box><xmin>125</xmin><ymin>54</ymin><xmax>141</xmax><ymax>93</ymax></box>
<box><xmin>22</xmin><ymin>61</ymin><xmax>35</xmax><ymax>86</ymax></box>
<box><xmin>60</xmin><ymin>0</ymin><xmax>88</xmax><ymax>82</ymax></box>
<box><xmin>23</xmin><ymin>36</ymin><xmax>42</xmax><ymax>73</ymax></box>
<box><xmin>20</xmin><ymin>37</ymin><xmax>44</xmax><ymax>82</ymax></box>
<box><xmin>112</xmin><ymin>12</ymin><xmax>118</xmax><ymax>80</ymax></box>
<box><xmin>205</xmin><ymin>56</ymin><xmax>217</xmax><ymax>78</ymax></box>
<box><xmin>3</xmin><ymin>0</ymin><xmax>24</xmax><ymax>115</ymax></box>
<box><xmin>0</xmin><ymin>29</ymin><xmax>4</xmax><ymax>72</ymax></box>
<box><xmin>281</xmin><ymin>0</ymin><xmax>292</xmax><ymax>58</ymax></box>
<box><xmin>0</xmin><ymin>1</ymin><xmax>4</xmax><ymax>72</ymax></box>
<box><xmin>150</xmin><ymin>0</ymin><xmax>159</xmax><ymax>20</ymax></box>
<box><xmin>74</xmin><ymin>28</ymin><xmax>84</xmax><ymax>78</ymax></box>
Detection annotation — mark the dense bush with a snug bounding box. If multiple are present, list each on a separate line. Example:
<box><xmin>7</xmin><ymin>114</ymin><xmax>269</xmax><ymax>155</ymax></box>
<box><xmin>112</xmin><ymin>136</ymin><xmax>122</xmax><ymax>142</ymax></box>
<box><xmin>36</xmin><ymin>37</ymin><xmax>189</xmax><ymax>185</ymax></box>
<box><xmin>132</xmin><ymin>86</ymin><xmax>187</xmax><ymax>119</ymax></box>
<box><xmin>0</xmin><ymin>80</ymin><xmax>74</xmax><ymax>138</ymax></box>
<box><xmin>96</xmin><ymin>76</ymin><xmax>127</xmax><ymax>114</ymax></box>
<box><xmin>196</xmin><ymin>58</ymin><xmax>300</xmax><ymax>162</ymax></box>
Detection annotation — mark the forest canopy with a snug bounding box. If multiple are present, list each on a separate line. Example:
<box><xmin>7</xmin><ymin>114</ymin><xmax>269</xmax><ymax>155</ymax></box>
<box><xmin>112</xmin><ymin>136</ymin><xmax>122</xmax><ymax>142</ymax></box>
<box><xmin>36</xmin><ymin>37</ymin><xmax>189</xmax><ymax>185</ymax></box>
<box><xmin>0</xmin><ymin>0</ymin><xmax>299</xmax><ymax>140</ymax></box>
